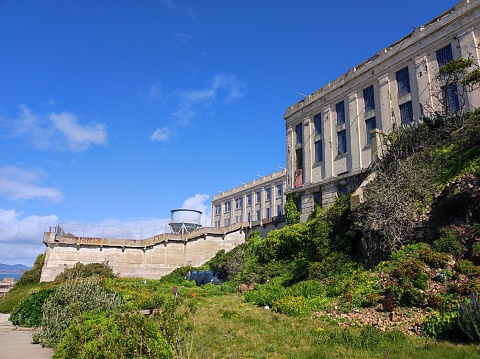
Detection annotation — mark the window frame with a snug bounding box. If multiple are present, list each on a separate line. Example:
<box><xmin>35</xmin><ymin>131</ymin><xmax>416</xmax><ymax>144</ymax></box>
<box><xmin>365</xmin><ymin>117</ymin><xmax>377</xmax><ymax>145</ymax></box>
<box><xmin>337</xmin><ymin>130</ymin><xmax>347</xmax><ymax>155</ymax></box>
<box><xmin>396</xmin><ymin>67</ymin><xmax>411</xmax><ymax>97</ymax></box>
<box><xmin>363</xmin><ymin>85</ymin><xmax>375</xmax><ymax>112</ymax></box>
<box><xmin>336</xmin><ymin>101</ymin><xmax>345</xmax><ymax>125</ymax></box>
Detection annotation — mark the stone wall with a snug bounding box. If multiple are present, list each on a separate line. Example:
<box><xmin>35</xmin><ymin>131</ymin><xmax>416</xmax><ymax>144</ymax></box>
<box><xmin>40</xmin><ymin>225</ymin><xmax>247</xmax><ymax>282</ymax></box>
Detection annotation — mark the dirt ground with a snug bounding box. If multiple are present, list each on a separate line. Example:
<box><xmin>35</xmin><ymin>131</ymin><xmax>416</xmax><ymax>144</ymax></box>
<box><xmin>0</xmin><ymin>314</ymin><xmax>53</xmax><ymax>359</ymax></box>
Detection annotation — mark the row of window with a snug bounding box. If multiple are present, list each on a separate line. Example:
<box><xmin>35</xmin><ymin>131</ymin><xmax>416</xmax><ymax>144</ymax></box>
<box><xmin>304</xmin><ymin>43</ymin><xmax>459</xmax><ymax>162</ymax></box>
<box><xmin>215</xmin><ymin>184</ymin><xmax>284</xmax><ymax>214</ymax></box>
<box><xmin>214</xmin><ymin>205</ymin><xmax>284</xmax><ymax>228</ymax></box>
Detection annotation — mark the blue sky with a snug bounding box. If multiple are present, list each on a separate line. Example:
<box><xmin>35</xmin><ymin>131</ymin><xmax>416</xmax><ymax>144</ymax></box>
<box><xmin>0</xmin><ymin>0</ymin><xmax>459</xmax><ymax>266</ymax></box>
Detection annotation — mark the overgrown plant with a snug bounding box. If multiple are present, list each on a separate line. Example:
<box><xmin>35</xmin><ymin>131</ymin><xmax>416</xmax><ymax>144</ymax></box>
<box><xmin>458</xmin><ymin>292</ymin><xmax>480</xmax><ymax>342</ymax></box>
<box><xmin>284</xmin><ymin>193</ymin><xmax>301</xmax><ymax>225</ymax></box>
<box><xmin>40</xmin><ymin>276</ymin><xmax>122</xmax><ymax>348</ymax></box>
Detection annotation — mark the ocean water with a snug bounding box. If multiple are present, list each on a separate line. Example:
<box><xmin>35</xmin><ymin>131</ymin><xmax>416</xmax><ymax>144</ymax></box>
<box><xmin>0</xmin><ymin>273</ymin><xmax>22</xmax><ymax>282</ymax></box>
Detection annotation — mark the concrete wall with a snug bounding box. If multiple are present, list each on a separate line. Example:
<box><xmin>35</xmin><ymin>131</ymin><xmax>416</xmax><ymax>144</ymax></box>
<box><xmin>40</xmin><ymin>226</ymin><xmax>246</xmax><ymax>282</ymax></box>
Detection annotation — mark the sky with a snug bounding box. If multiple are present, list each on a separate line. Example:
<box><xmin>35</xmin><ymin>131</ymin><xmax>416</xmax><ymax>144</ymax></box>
<box><xmin>0</xmin><ymin>0</ymin><xmax>460</xmax><ymax>266</ymax></box>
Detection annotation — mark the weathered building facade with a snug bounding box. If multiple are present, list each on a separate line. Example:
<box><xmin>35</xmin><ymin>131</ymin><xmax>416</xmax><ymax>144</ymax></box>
<box><xmin>284</xmin><ymin>0</ymin><xmax>480</xmax><ymax>221</ymax></box>
<box><xmin>211</xmin><ymin>169</ymin><xmax>287</xmax><ymax>235</ymax></box>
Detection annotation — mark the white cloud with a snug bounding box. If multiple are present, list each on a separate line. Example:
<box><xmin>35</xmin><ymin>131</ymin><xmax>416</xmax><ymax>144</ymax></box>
<box><xmin>150</xmin><ymin>127</ymin><xmax>171</xmax><ymax>142</ymax></box>
<box><xmin>8</xmin><ymin>105</ymin><xmax>108</xmax><ymax>152</ymax></box>
<box><xmin>150</xmin><ymin>74</ymin><xmax>246</xmax><ymax>142</ymax></box>
<box><xmin>181</xmin><ymin>193</ymin><xmax>210</xmax><ymax>214</ymax></box>
<box><xmin>0</xmin><ymin>208</ymin><xmax>58</xmax><ymax>266</ymax></box>
<box><xmin>50</xmin><ymin>112</ymin><xmax>107</xmax><ymax>151</ymax></box>
<box><xmin>0</xmin><ymin>166</ymin><xmax>63</xmax><ymax>202</ymax></box>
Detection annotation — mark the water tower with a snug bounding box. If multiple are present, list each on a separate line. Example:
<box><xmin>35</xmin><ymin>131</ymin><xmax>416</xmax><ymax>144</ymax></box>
<box><xmin>169</xmin><ymin>209</ymin><xmax>202</xmax><ymax>234</ymax></box>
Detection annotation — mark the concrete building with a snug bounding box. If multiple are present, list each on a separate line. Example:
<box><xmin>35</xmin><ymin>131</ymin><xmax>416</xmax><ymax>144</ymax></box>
<box><xmin>211</xmin><ymin>169</ymin><xmax>287</xmax><ymax>235</ymax></box>
<box><xmin>284</xmin><ymin>0</ymin><xmax>480</xmax><ymax>221</ymax></box>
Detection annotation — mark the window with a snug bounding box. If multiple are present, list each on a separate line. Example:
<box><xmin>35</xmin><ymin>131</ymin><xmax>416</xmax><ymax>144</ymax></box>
<box><xmin>277</xmin><ymin>184</ymin><xmax>282</xmax><ymax>197</ymax></box>
<box><xmin>338</xmin><ymin>186</ymin><xmax>349</xmax><ymax>195</ymax></box>
<box><xmin>256</xmin><ymin>210</ymin><xmax>261</xmax><ymax>221</ymax></box>
<box><xmin>365</xmin><ymin>117</ymin><xmax>377</xmax><ymax>145</ymax></box>
<box><xmin>235</xmin><ymin>197</ymin><xmax>243</xmax><ymax>209</ymax></box>
<box><xmin>215</xmin><ymin>205</ymin><xmax>220</xmax><ymax>215</ymax></box>
<box><xmin>266</xmin><ymin>207</ymin><xmax>270</xmax><ymax>219</ymax></box>
<box><xmin>363</xmin><ymin>85</ymin><xmax>375</xmax><ymax>112</ymax></box>
<box><xmin>336</xmin><ymin>101</ymin><xmax>345</xmax><ymax>125</ymax></box>
<box><xmin>295</xmin><ymin>123</ymin><xmax>303</xmax><ymax>144</ymax></box>
<box><xmin>437</xmin><ymin>44</ymin><xmax>453</xmax><ymax>68</ymax></box>
<box><xmin>314</xmin><ymin>191</ymin><xmax>322</xmax><ymax>206</ymax></box>
<box><xmin>235</xmin><ymin>215</ymin><xmax>241</xmax><ymax>223</ymax></box>
<box><xmin>224</xmin><ymin>201</ymin><xmax>231</xmax><ymax>213</ymax></box>
<box><xmin>266</xmin><ymin>188</ymin><xmax>271</xmax><ymax>201</ymax></box>
<box><xmin>277</xmin><ymin>205</ymin><xmax>282</xmax><ymax>216</ymax></box>
<box><xmin>399</xmin><ymin>101</ymin><xmax>413</xmax><ymax>125</ymax></box>
<box><xmin>215</xmin><ymin>221</ymin><xmax>220</xmax><ymax>228</ymax></box>
<box><xmin>442</xmin><ymin>83</ymin><xmax>460</xmax><ymax>113</ymax></box>
<box><xmin>396</xmin><ymin>67</ymin><xmax>411</xmax><ymax>97</ymax></box>
<box><xmin>247</xmin><ymin>212</ymin><xmax>251</xmax><ymax>223</ymax></box>
<box><xmin>247</xmin><ymin>194</ymin><xmax>252</xmax><ymax>206</ymax></box>
<box><xmin>313</xmin><ymin>113</ymin><xmax>321</xmax><ymax>135</ymax></box>
<box><xmin>224</xmin><ymin>218</ymin><xmax>230</xmax><ymax>226</ymax></box>
<box><xmin>337</xmin><ymin>130</ymin><xmax>347</xmax><ymax>155</ymax></box>
<box><xmin>256</xmin><ymin>191</ymin><xmax>261</xmax><ymax>204</ymax></box>
<box><xmin>314</xmin><ymin>140</ymin><xmax>323</xmax><ymax>163</ymax></box>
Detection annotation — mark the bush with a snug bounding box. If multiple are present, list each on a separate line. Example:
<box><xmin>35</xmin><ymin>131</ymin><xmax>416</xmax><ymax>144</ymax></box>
<box><xmin>419</xmin><ymin>248</ymin><xmax>450</xmax><ymax>268</ymax></box>
<box><xmin>455</xmin><ymin>259</ymin><xmax>480</xmax><ymax>275</ymax></box>
<box><xmin>432</xmin><ymin>228</ymin><xmax>464</xmax><ymax>257</ymax></box>
<box><xmin>56</xmin><ymin>262</ymin><xmax>116</xmax><ymax>281</ymax></box>
<box><xmin>458</xmin><ymin>279</ymin><xmax>480</xmax><ymax>296</ymax></box>
<box><xmin>272</xmin><ymin>296</ymin><xmax>310</xmax><ymax>316</ymax></box>
<box><xmin>423</xmin><ymin>311</ymin><xmax>460</xmax><ymax>339</ymax></box>
<box><xmin>53</xmin><ymin>311</ymin><xmax>172</xmax><ymax>359</ymax></box>
<box><xmin>243</xmin><ymin>277</ymin><xmax>287</xmax><ymax>307</ymax></box>
<box><xmin>40</xmin><ymin>276</ymin><xmax>122</xmax><ymax>348</ymax></box>
<box><xmin>10</xmin><ymin>288</ymin><xmax>55</xmax><ymax>327</ymax></box>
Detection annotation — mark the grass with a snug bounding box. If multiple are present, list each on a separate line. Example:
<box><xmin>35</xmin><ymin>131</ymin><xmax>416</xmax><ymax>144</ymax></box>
<box><xmin>184</xmin><ymin>294</ymin><xmax>479</xmax><ymax>359</ymax></box>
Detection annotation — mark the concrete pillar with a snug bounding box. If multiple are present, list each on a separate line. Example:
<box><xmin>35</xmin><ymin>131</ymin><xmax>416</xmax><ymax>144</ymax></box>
<box><xmin>457</xmin><ymin>27</ymin><xmax>480</xmax><ymax>109</ymax></box>
<box><xmin>286</xmin><ymin>127</ymin><xmax>294</xmax><ymax>190</ymax></box>
<box><xmin>415</xmin><ymin>54</ymin><xmax>434</xmax><ymax>114</ymax></box>
<box><xmin>347</xmin><ymin>92</ymin><xmax>361</xmax><ymax>174</ymax></box>
<box><xmin>378</xmin><ymin>74</ymin><xmax>392</xmax><ymax>132</ymax></box>
<box><xmin>303</xmin><ymin>116</ymin><xmax>312</xmax><ymax>186</ymax></box>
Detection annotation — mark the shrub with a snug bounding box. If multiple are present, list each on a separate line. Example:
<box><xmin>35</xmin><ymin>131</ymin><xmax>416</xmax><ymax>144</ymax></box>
<box><xmin>272</xmin><ymin>296</ymin><xmax>310</xmax><ymax>316</ymax></box>
<box><xmin>472</xmin><ymin>241</ymin><xmax>480</xmax><ymax>258</ymax></box>
<box><xmin>432</xmin><ymin>228</ymin><xmax>463</xmax><ymax>257</ymax></box>
<box><xmin>458</xmin><ymin>292</ymin><xmax>480</xmax><ymax>342</ymax></box>
<box><xmin>419</xmin><ymin>248</ymin><xmax>450</xmax><ymax>268</ymax></box>
<box><xmin>56</xmin><ymin>262</ymin><xmax>116</xmax><ymax>281</ymax></box>
<box><xmin>40</xmin><ymin>276</ymin><xmax>122</xmax><ymax>348</ymax></box>
<box><xmin>10</xmin><ymin>288</ymin><xmax>55</xmax><ymax>327</ymax></box>
<box><xmin>53</xmin><ymin>311</ymin><xmax>172</xmax><ymax>359</ymax></box>
<box><xmin>423</xmin><ymin>311</ymin><xmax>460</xmax><ymax>339</ymax></box>
<box><xmin>458</xmin><ymin>278</ymin><xmax>480</xmax><ymax>296</ymax></box>
<box><xmin>425</xmin><ymin>293</ymin><xmax>444</xmax><ymax>310</ymax></box>
<box><xmin>455</xmin><ymin>259</ymin><xmax>480</xmax><ymax>275</ymax></box>
<box><xmin>243</xmin><ymin>277</ymin><xmax>287</xmax><ymax>307</ymax></box>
